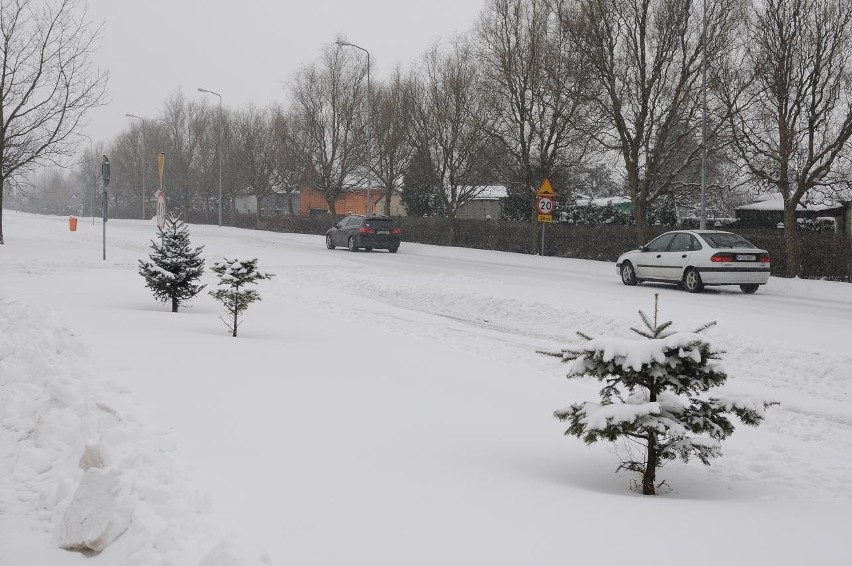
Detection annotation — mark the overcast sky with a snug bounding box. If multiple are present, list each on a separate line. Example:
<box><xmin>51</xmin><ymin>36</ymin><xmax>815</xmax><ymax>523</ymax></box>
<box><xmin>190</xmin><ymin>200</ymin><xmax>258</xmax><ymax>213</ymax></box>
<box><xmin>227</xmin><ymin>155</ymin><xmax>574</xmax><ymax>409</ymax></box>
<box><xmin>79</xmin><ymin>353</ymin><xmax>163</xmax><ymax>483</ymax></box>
<box><xmin>82</xmin><ymin>0</ymin><xmax>485</xmax><ymax>143</ymax></box>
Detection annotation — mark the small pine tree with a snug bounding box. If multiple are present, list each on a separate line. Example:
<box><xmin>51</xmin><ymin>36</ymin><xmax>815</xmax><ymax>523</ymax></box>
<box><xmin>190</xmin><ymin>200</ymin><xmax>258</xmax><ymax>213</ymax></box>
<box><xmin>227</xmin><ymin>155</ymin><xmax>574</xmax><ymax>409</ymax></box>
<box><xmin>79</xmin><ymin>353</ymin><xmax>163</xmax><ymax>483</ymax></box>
<box><xmin>209</xmin><ymin>258</ymin><xmax>273</xmax><ymax>337</ymax></box>
<box><xmin>548</xmin><ymin>295</ymin><xmax>776</xmax><ymax>495</ymax></box>
<box><xmin>138</xmin><ymin>213</ymin><xmax>206</xmax><ymax>313</ymax></box>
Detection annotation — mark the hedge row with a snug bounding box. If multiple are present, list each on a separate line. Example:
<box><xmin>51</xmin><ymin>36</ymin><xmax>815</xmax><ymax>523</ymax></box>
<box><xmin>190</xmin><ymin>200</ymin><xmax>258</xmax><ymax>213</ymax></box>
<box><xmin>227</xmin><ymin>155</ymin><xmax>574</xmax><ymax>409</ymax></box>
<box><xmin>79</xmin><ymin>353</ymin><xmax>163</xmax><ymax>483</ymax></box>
<box><xmin>184</xmin><ymin>212</ymin><xmax>852</xmax><ymax>282</ymax></box>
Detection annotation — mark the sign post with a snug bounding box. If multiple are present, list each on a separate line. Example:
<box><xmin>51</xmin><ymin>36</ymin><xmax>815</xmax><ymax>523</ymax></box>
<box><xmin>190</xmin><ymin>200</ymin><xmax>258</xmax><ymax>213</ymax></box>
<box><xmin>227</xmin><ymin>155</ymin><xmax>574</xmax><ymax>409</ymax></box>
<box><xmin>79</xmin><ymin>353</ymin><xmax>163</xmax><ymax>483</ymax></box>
<box><xmin>157</xmin><ymin>153</ymin><xmax>166</xmax><ymax>245</ymax></box>
<box><xmin>101</xmin><ymin>156</ymin><xmax>110</xmax><ymax>260</ymax></box>
<box><xmin>536</xmin><ymin>178</ymin><xmax>556</xmax><ymax>256</ymax></box>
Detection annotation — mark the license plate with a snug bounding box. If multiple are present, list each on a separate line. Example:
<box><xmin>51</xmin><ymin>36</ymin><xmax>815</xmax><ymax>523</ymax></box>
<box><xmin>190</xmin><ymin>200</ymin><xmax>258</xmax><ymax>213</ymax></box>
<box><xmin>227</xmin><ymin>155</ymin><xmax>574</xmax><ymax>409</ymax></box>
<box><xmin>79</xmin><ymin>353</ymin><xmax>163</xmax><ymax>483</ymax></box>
<box><xmin>377</xmin><ymin>230</ymin><xmax>389</xmax><ymax>235</ymax></box>
<box><xmin>736</xmin><ymin>254</ymin><xmax>756</xmax><ymax>261</ymax></box>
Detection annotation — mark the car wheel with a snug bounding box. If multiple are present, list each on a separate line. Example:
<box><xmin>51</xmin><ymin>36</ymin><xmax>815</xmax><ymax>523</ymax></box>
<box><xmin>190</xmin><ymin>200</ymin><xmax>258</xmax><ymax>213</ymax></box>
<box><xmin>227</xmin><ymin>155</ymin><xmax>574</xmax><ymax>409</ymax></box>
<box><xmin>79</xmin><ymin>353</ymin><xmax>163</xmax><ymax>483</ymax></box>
<box><xmin>389</xmin><ymin>245</ymin><xmax>399</xmax><ymax>253</ymax></box>
<box><xmin>365</xmin><ymin>247</ymin><xmax>372</xmax><ymax>252</ymax></box>
<box><xmin>683</xmin><ymin>268</ymin><xmax>704</xmax><ymax>293</ymax></box>
<box><xmin>740</xmin><ymin>284</ymin><xmax>760</xmax><ymax>294</ymax></box>
<box><xmin>348</xmin><ymin>236</ymin><xmax>358</xmax><ymax>252</ymax></box>
<box><xmin>326</xmin><ymin>235</ymin><xmax>334</xmax><ymax>249</ymax></box>
<box><xmin>620</xmin><ymin>262</ymin><xmax>638</xmax><ymax>286</ymax></box>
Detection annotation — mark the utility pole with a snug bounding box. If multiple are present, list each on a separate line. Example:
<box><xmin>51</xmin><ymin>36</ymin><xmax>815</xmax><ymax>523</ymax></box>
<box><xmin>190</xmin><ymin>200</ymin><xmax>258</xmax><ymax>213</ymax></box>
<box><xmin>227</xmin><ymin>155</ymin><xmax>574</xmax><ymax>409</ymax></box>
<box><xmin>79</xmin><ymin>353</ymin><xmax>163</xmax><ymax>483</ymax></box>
<box><xmin>101</xmin><ymin>156</ymin><xmax>110</xmax><ymax>260</ymax></box>
<box><xmin>198</xmin><ymin>88</ymin><xmax>223</xmax><ymax>226</ymax></box>
<box><xmin>336</xmin><ymin>39</ymin><xmax>373</xmax><ymax>215</ymax></box>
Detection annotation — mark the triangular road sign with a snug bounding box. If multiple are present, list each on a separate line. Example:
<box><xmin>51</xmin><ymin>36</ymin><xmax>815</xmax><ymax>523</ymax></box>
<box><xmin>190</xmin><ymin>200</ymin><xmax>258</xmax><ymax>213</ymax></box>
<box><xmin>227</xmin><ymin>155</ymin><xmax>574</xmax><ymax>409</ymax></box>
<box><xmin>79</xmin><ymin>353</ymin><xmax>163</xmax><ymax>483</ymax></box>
<box><xmin>537</xmin><ymin>178</ymin><xmax>555</xmax><ymax>196</ymax></box>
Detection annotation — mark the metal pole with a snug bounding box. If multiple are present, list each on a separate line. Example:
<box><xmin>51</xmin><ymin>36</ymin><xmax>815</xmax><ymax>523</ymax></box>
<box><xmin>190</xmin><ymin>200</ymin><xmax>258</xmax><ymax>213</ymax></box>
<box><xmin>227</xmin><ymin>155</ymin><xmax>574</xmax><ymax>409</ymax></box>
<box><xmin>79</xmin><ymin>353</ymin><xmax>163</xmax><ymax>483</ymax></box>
<box><xmin>102</xmin><ymin>155</ymin><xmax>110</xmax><ymax>260</ymax></box>
<box><xmin>336</xmin><ymin>40</ymin><xmax>372</xmax><ymax>216</ymax></box>
<box><xmin>700</xmin><ymin>0</ymin><xmax>708</xmax><ymax>230</ymax></box>
<box><xmin>142</xmin><ymin>123</ymin><xmax>146</xmax><ymax>220</ymax></box>
<box><xmin>218</xmin><ymin>98</ymin><xmax>222</xmax><ymax>226</ymax></box>
<box><xmin>198</xmin><ymin>88</ymin><xmax>224</xmax><ymax>226</ymax></box>
<box><xmin>102</xmin><ymin>187</ymin><xmax>106</xmax><ymax>260</ymax></box>
<box><xmin>541</xmin><ymin>222</ymin><xmax>545</xmax><ymax>256</ymax></box>
<box><xmin>366</xmin><ymin>51</ymin><xmax>372</xmax><ymax>215</ymax></box>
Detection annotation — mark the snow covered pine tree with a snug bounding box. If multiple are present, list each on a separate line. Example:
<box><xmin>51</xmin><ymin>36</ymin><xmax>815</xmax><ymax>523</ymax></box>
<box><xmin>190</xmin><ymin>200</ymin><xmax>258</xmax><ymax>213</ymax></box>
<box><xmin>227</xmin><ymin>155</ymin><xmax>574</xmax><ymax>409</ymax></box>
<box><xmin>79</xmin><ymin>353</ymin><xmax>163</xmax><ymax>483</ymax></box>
<box><xmin>138</xmin><ymin>214</ymin><xmax>206</xmax><ymax>313</ymax></box>
<box><xmin>549</xmin><ymin>297</ymin><xmax>776</xmax><ymax>495</ymax></box>
<box><xmin>209</xmin><ymin>258</ymin><xmax>273</xmax><ymax>337</ymax></box>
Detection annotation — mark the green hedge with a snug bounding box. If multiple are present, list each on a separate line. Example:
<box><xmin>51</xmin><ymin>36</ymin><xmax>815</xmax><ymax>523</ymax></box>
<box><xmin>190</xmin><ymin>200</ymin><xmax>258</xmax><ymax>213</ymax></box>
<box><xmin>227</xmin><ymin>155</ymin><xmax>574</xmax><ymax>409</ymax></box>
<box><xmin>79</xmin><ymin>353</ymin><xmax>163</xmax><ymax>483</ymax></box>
<box><xmin>186</xmin><ymin>213</ymin><xmax>852</xmax><ymax>282</ymax></box>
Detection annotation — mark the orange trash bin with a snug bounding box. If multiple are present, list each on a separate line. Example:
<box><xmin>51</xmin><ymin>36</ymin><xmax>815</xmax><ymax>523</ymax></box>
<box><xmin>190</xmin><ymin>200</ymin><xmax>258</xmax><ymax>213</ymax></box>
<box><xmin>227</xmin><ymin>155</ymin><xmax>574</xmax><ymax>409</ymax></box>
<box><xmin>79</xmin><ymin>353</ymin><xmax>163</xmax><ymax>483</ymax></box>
<box><xmin>68</xmin><ymin>216</ymin><xmax>78</xmax><ymax>232</ymax></box>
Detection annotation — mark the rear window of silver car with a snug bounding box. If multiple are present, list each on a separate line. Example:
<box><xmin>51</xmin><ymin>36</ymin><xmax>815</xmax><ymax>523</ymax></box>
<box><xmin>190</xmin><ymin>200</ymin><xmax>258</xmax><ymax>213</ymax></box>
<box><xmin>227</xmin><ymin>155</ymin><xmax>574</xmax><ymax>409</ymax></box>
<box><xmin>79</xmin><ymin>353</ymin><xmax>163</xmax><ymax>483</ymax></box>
<box><xmin>701</xmin><ymin>232</ymin><xmax>755</xmax><ymax>249</ymax></box>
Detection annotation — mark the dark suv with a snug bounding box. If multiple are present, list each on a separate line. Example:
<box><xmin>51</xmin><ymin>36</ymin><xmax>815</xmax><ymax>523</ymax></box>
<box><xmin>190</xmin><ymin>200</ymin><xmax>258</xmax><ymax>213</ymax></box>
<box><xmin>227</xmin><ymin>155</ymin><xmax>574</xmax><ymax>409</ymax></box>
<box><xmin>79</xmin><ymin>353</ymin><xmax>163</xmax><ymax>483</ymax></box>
<box><xmin>326</xmin><ymin>215</ymin><xmax>401</xmax><ymax>253</ymax></box>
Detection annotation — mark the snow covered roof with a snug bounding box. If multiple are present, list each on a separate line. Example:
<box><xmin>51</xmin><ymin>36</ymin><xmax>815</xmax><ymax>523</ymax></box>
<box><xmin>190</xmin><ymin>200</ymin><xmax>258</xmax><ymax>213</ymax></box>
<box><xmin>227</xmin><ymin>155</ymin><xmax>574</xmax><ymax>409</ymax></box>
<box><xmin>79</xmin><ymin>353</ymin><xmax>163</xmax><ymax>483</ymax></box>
<box><xmin>469</xmin><ymin>185</ymin><xmax>508</xmax><ymax>200</ymax></box>
<box><xmin>736</xmin><ymin>192</ymin><xmax>848</xmax><ymax>212</ymax></box>
<box><xmin>583</xmin><ymin>196</ymin><xmax>631</xmax><ymax>208</ymax></box>
<box><xmin>736</xmin><ymin>194</ymin><xmax>805</xmax><ymax>211</ymax></box>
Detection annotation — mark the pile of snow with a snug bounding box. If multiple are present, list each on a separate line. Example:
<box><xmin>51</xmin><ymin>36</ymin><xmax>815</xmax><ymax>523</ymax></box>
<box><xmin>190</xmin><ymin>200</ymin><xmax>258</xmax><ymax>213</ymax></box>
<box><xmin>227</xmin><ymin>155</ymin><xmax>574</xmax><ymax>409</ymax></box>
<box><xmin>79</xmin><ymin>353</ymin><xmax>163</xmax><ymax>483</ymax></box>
<box><xmin>0</xmin><ymin>298</ymin><xmax>262</xmax><ymax>564</ymax></box>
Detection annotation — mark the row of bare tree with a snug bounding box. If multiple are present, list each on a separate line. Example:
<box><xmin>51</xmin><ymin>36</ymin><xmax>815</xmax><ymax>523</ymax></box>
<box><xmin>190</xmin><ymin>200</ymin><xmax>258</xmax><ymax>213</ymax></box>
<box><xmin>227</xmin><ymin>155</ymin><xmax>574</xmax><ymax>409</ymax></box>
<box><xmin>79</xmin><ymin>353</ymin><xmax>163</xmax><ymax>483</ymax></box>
<box><xmin>3</xmin><ymin>0</ymin><xmax>852</xmax><ymax>275</ymax></box>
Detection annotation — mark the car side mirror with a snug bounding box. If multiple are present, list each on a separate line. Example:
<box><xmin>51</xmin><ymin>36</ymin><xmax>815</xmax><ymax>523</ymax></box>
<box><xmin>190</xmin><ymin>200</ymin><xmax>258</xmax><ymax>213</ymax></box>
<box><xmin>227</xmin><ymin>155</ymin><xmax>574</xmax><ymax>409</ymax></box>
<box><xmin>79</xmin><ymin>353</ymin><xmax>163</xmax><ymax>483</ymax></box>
<box><xmin>334</xmin><ymin>223</ymin><xmax>341</xmax><ymax>229</ymax></box>
<box><xmin>639</xmin><ymin>245</ymin><xmax>648</xmax><ymax>252</ymax></box>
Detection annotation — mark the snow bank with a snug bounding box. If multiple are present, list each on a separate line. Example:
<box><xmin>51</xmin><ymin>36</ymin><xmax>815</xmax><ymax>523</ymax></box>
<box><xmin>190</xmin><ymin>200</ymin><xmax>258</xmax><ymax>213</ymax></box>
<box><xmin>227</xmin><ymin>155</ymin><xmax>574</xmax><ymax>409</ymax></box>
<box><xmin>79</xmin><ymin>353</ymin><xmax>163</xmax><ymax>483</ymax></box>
<box><xmin>0</xmin><ymin>297</ymin><xmax>263</xmax><ymax>564</ymax></box>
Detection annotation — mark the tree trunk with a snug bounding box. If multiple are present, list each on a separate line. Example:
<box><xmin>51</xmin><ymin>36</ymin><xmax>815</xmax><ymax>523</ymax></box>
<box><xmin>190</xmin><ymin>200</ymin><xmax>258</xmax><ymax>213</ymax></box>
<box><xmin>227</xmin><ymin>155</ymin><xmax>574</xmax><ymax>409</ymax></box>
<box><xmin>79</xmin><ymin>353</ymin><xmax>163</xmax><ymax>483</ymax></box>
<box><xmin>255</xmin><ymin>196</ymin><xmax>263</xmax><ymax>229</ymax></box>
<box><xmin>232</xmin><ymin>307</ymin><xmax>238</xmax><ymax>337</ymax></box>
<box><xmin>383</xmin><ymin>188</ymin><xmax>391</xmax><ymax>216</ymax></box>
<box><xmin>448</xmin><ymin>212</ymin><xmax>457</xmax><ymax>247</ymax></box>
<box><xmin>642</xmin><ymin>431</ymin><xmax>658</xmax><ymax>495</ymax></box>
<box><xmin>783</xmin><ymin>203</ymin><xmax>801</xmax><ymax>278</ymax></box>
<box><xmin>634</xmin><ymin>198</ymin><xmax>649</xmax><ymax>246</ymax></box>
<box><xmin>171</xmin><ymin>297</ymin><xmax>178</xmax><ymax>313</ymax></box>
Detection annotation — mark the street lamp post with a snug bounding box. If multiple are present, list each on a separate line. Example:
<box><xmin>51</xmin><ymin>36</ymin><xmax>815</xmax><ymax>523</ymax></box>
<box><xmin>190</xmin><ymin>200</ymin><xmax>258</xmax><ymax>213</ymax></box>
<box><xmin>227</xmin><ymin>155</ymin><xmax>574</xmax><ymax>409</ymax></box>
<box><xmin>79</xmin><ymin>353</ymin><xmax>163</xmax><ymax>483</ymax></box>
<box><xmin>336</xmin><ymin>39</ymin><xmax>373</xmax><ymax>216</ymax></box>
<box><xmin>125</xmin><ymin>113</ymin><xmax>147</xmax><ymax>220</ymax></box>
<box><xmin>198</xmin><ymin>88</ymin><xmax>223</xmax><ymax>226</ymax></box>
<box><xmin>700</xmin><ymin>1</ymin><xmax>708</xmax><ymax>230</ymax></box>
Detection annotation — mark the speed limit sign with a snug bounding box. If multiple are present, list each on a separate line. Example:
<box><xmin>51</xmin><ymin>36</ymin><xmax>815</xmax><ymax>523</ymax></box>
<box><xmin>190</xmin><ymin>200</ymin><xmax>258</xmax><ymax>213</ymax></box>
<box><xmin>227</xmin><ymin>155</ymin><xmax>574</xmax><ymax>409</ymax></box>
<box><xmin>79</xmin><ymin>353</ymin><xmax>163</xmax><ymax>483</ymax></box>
<box><xmin>155</xmin><ymin>191</ymin><xmax>167</xmax><ymax>229</ymax></box>
<box><xmin>537</xmin><ymin>196</ymin><xmax>554</xmax><ymax>215</ymax></box>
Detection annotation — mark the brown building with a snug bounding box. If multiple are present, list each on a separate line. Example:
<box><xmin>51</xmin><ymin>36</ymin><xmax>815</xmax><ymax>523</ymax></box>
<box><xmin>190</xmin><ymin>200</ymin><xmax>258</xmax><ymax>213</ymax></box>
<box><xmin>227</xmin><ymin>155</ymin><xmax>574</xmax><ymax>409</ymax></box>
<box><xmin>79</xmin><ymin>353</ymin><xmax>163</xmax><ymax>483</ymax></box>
<box><xmin>299</xmin><ymin>186</ymin><xmax>388</xmax><ymax>217</ymax></box>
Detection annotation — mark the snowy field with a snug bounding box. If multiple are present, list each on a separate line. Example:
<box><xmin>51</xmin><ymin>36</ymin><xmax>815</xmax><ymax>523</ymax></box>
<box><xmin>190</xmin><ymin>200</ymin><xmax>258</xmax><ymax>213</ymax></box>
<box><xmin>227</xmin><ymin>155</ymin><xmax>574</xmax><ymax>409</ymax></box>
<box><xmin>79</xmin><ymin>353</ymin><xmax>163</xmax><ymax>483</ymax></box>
<box><xmin>1</xmin><ymin>212</ymin><xmax>851</xmax><ymax>566</ymax></box>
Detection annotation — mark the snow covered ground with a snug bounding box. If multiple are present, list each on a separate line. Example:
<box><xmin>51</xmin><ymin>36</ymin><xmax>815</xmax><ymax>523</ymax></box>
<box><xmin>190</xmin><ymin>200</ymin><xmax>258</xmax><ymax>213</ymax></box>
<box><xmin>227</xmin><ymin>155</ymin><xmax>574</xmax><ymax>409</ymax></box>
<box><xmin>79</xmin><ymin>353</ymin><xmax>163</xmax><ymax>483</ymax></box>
<box><xmin>1</xmin><ymin>212</ymin><xmax>850</xmax><ymax>566</ymax></box>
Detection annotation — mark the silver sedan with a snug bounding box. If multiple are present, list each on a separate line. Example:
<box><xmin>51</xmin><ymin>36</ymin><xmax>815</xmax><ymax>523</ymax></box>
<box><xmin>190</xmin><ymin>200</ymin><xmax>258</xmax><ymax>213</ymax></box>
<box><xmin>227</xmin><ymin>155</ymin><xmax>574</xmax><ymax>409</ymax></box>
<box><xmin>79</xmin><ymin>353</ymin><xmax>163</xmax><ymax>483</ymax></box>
<box><xmin>616</xmin><ymin>230</ymin><xmax>771</xmax><ymax>293</ymax></box>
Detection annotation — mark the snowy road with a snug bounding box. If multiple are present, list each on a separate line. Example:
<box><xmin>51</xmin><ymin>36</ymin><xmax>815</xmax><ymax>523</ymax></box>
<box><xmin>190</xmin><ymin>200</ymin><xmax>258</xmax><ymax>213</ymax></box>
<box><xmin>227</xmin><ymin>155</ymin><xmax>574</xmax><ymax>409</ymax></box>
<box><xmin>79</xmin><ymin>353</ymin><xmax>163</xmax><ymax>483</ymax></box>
<box><xmin>2</xmin><ymin>213</ymin><xmax>850</xmax><ymax>566</ymax></box>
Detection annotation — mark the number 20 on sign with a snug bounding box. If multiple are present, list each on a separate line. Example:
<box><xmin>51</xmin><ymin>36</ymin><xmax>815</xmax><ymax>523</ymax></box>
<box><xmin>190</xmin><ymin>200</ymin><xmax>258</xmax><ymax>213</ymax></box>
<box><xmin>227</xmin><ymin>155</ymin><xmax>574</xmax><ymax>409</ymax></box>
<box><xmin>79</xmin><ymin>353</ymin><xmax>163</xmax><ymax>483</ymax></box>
<box><xmin>537</xmin><ymin>195</ymin><xmax>554</xmax><ymax>223</ymax></box>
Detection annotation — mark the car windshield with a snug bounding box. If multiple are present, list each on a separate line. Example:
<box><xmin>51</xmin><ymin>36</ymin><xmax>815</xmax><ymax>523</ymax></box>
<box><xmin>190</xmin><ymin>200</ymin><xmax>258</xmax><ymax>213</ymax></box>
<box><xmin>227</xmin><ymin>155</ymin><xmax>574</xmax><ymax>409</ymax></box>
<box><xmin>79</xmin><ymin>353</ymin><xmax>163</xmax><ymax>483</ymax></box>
<box><xmin>364</xmin><ymin>218</ymin><xmax>394</xmax><ymax>229</ymax></box>
<box><xmin>701</xmin><ymin>232</ymin><xmax>755</xmax><ymax>249</ymax></box>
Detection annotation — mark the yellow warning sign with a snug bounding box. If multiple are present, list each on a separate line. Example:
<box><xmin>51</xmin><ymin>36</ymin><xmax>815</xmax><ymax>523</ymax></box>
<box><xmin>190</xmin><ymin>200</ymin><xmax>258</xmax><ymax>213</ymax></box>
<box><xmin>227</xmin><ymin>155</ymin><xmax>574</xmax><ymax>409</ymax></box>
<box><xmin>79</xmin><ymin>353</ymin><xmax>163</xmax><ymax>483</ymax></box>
<box><xmin>538</xmin><ymin>214</ymin><xmax>553</xmax><ymax>223</ymax></box>
<box><xmin>537</xmin><ymin>178</ymin><xmax>555</xmax><ymax>197</ymax></box>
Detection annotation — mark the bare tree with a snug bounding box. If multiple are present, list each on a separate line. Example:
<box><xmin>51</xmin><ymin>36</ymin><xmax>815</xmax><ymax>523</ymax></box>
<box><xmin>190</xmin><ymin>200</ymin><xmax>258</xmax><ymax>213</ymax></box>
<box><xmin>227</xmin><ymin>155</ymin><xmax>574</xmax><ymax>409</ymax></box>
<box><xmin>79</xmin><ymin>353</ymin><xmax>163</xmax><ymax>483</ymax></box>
<box><xmin>0</xmin><ymin>0</ymin><xmax>108</xmax><ymax>244</ymax></box>
<box><xmin>409</xmin><ymin>40</ymin><xmax>495</xmax><ymax>245</ymax></box>
<box><xmin>157</xmin><ymin>91</ymin><xmax>208</xmax><ymax>214</ymax></box>
<box><xmin>723</xmin><ymin>0</ymin><xmax>852</xmax><ymax>276</ymax></box>
<box><xmin>371</xmin><ymin>67</ymin><xmax>415</xmax><ymax>216</ymax></box>
<box><xmin>232</xmin><ymin>105</ymin><xmax>275</xmax><ymax>227</ymax></box>
<box><xmin>567</xmin><ymin>0</ymin><xmax>742</xmax><ymax>244</ymax></box>
<box><xmin>269</xmin><ymin>106</ymin><xmax>305</xmax><ymax>216</ymax></box>
<box><xmin>290</xmin><ymin>44</ymin><xmax>366</xmax><ymax>220</ymax></box>
<box><xmin>477</xmin><ymin>0</ymin><xmax>594</xmax><ymax>252</ymax></box>
<box><xmin>74</xmin><ymin>141</ymin><xmax>105</xmax><ymax>218</ymax></box>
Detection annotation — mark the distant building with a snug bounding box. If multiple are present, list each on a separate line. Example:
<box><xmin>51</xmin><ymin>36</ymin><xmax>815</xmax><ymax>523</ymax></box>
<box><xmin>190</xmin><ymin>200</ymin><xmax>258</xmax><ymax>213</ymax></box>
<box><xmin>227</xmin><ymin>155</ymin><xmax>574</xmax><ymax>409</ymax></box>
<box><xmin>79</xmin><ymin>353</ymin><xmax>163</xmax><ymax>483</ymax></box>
<box><xmin>735</xmin><ymin>193</ymin><xmax>847</xmax><ymax>231</ymax></box>
<box><xmin>234</xmin><ymin>190</ymin><xmax>300</xmax><ymax>216</ymax></box>
<box><xmin>455</xmin><ymin>185</ymin><xmax>507</xmax><ymax>220</ymax></box>
<box><xmin>374</xmin><ymin>189</ymin><xmax>406</xmax><ymax>216</ymax></box>
<box><xmin>299</xmin><ymin>186</ymin><xmax>382</xmax><ymax>217</ymax></box>
<box><xmin>575</xmin><ymin>195</ymin><xmax>633</xmax><ymax>214</ymax></box>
